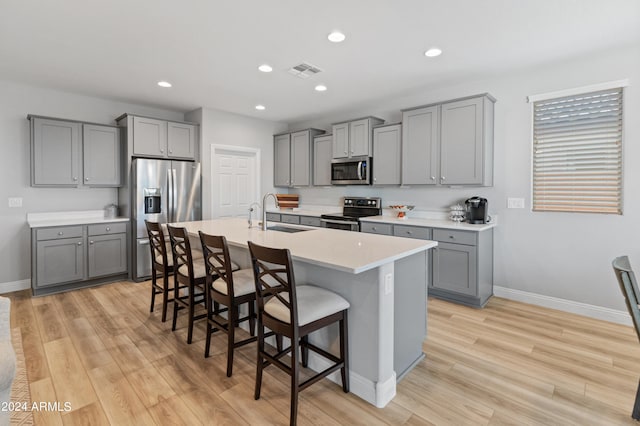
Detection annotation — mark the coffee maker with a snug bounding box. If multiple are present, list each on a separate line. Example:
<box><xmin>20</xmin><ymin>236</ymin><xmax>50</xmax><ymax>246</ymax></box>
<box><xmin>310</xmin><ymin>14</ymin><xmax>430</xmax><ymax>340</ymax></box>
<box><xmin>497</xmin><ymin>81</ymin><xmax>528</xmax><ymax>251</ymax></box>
<box><xmin>465</xmin><ymin>197</ymin><xmax>489</xmax><ymax>224</ymax></box>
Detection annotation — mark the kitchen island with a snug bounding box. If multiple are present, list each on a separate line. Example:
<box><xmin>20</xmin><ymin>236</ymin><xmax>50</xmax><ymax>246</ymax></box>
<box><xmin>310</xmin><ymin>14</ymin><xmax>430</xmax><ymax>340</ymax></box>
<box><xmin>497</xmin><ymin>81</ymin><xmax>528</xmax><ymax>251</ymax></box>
<box><xmin>171</xmin><ymin>217</ymin><xmax>437</xmax><ymax>407</ymax></box>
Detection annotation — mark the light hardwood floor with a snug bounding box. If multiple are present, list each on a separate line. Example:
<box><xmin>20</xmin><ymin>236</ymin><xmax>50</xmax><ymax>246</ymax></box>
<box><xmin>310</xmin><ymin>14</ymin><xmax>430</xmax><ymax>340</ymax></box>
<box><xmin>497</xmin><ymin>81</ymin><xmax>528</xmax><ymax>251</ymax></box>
<box><xmin>8</xmin><ymin>281</ymin><xmax>640</xmax><ymax>425</ymax></box>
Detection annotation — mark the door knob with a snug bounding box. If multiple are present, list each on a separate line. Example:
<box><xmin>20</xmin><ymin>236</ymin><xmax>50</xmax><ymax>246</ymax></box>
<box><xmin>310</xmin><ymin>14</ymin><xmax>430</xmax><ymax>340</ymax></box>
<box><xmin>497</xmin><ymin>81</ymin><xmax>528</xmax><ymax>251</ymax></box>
<box><xmin>77</xmin><ymin>242</ymin><xmax>82</xmax><ymax>246</ymax></box>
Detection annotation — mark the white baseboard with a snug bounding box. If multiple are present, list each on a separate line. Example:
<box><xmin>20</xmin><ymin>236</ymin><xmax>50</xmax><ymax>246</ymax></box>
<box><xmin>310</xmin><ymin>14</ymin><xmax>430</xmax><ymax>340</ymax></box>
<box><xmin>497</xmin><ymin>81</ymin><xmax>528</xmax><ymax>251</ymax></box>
<box><xmin>307</xmin><ymin>351</ymin><xmax>396</xmax><ymax>408</ymax></box>
<box><xmin>494</xmin><ymin>286</ymin><xmax>632</xmax><ymax>326</ymax></box>
<box><xmin>0</xmin><ymin>279</ymin><xmax>30</xmax><ymax>294</ymax></box>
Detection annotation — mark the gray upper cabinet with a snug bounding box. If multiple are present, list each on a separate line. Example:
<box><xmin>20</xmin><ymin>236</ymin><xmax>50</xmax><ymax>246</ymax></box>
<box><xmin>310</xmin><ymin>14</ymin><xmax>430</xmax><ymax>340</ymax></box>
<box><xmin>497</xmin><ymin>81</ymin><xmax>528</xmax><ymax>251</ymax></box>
<box><xmin>168</xmin><ymin>122</ymin><xmax>197</xmax><ymax>159</ymax></box>
<box><xmin>402</xmin><ymin>106</ymin><xmax>439</xmax><ymax>185</ymax></box>
<box><xmin>291</xmin><ymin>130</ymin><xmax>312</xmax><ymax>186</ymax></box>
<box><xmin>372</xmin><ymin>124</ymin><xmax>401</xmax><ymax>185</ymax></box>
<box><xmin>128</xmin><ymin>115</ymin><xmax>198</xmax><ymax>160</ymax></box>
<box><xmin>274</xmin><ymin>129</ymin><xmax>325</xmax><ymax>187</ymax></box>
<box><xmin>440</xmin><ymin>96</ymin><xmax>494</xmax><ymax>186</ymax></box>
<box><xmin>83</xmin><ymin>124</ymin><xmax>121</xmax><ymax>186</ymax></box>
<box><xmin>132</xmin><ymin>116</ymin><xmax>167</xmax><ymax>158</ymax></box>
<box><xmin>31</xmin><ymin>118</ymin><xmax>81</xmax><ymax>186</ymax></box>
<box><xmin>30</xmin><ymin>116</ymin><xmax>121</xmax><ymax>188</ymax></box>
<box><xmin>313</xmin><ymin>134</ymin><xmax>332</xmax><ymax>186</ymax></box>
<box><xmin>332</xmin><ymin>117</ymin><xmax>384</xmax><ymax>159</ymax></box>
<box><xmin>332</xmin><ymin>123</ymin><xmax>349</xmax><ymax>158</ymax></box>
<box><xmin>401</xmin><ymin>94</ymin><xmax>495</xmax><ymax>186</ymax></box>
<box><xmin>274</xmin><ymin>133</ymin><xmax>291</xmax><ymax>187</ymax></box>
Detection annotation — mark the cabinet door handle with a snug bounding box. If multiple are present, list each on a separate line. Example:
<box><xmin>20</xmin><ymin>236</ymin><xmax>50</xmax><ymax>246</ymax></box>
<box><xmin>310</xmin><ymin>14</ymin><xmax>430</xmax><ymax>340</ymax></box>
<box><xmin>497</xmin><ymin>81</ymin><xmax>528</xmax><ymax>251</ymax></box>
<box><xmin>58</xmin><ymin>231</ymin><xmax>64</xmax><ymax>236</ymax></box>
<box><xmin>85</xmin><ymin>177</ymin><xmax>89</xmax><ymax>181</ymax></box>
<box><xmin>73</xmin><ymin>177</ymin><xmax>78</xmax><ymax>181</ymax></box>
<box><xmin>441</xmin><ymin>176</ymin><xmax>446</xmax><ymax>180</ymax></box>
<box><xmin>106</xmin><ymin>227</ymin><xmax>111</xmax><ymax>231</ymax></box>
<box><xmin>77</xmin><ymin>241</ymin><xmax>82</xmax><ymax>246</ymax></box>
<box><xmin>406</xmin><ymin>231</ymin><xmax>412</xmax><ymax>235</ymax></box>
<box><xmin>169</xmin><ymin>150</ymin><xmax>173</xmax><ymax>154</ymax></box>
<box><xmin>160</xmin><ymin>148</ymin><xmax>164</xmax><ymax>153</ymax></box>
<box><xmin>430</xmin><ymin>176</ymin><xmax>435</xmax><ymax>180</ymax></box>
<box><xmin>449</xmin><ymin>235</ymin><xmax>455</xmax><ymax>239</ymax></box>
<box><xmin>89</xmin><ymin>240</ymin><xmax>94</xmax><ymax>245</ymax></box>
<box><xmin>372</xmin><ymin>227</ymin><xmax>377</xmax><ymax>231</ymax></box>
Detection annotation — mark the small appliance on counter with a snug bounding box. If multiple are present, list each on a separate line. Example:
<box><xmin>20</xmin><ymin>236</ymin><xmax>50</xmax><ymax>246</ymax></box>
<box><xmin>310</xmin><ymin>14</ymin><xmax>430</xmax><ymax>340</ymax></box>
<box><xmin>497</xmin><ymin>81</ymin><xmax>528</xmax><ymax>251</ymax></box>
<box><xmin>449</xmin><ymin>204</ymin><xmax>466</xmax><ymax>222</ymax></box>
<box><xmin>465</xmin><ymin>197</ymin><xmax>489</xmax><ymax>224</ymax></box>
<box><xmin>104</xmin><ymin>204</ymin><xmax>118</xmax><ymax>219</ymax></box>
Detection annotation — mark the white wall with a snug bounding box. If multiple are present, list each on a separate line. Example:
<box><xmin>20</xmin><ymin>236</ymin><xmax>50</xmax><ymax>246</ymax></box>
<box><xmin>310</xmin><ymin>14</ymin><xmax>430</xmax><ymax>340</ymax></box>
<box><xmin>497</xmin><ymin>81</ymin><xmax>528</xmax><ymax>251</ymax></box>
<box><xmin>288</xmin><ymin>44</ymin><xmax>640</xmax><ymax>312</ymax></box>
<box><xmin>0</xmin><ymin>80</ymin><xmax>184</xmax><ymax>292</ymax></box>
<box><xmin>189</xmin><ymin>107</ymin><xmax>287</xmax><ymax>219</ymax></box>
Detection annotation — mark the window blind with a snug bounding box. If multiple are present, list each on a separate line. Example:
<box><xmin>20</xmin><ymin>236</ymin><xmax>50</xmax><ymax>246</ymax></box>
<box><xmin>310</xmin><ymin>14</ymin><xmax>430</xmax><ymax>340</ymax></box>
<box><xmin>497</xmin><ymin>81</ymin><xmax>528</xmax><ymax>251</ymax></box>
<box><xmin>532</xmin><ymin>87</ymin><xmax>623</xmax><ymax>214</ymax></box>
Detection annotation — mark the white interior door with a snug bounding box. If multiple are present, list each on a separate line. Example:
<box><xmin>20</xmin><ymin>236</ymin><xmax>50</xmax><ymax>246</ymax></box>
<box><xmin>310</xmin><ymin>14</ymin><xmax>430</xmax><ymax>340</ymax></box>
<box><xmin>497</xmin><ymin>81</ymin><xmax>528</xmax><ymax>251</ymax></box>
<box><xmin>212</xmin><ymin>146</ymin><xmax>260</xmax><ymax>218</ymax></box>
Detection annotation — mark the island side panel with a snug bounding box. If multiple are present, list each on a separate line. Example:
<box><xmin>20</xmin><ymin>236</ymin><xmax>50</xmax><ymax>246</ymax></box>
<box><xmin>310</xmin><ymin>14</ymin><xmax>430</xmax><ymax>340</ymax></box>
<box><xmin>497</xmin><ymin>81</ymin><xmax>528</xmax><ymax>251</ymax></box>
<box><xmin>394</xmin><ymin>250</ymin><xmax>428</xmax><ymax>380</ymax></box>
<box><xmin>294</xmin><ymin>261</ymin><xmax>396</xmax><ymax>407</ymax></box>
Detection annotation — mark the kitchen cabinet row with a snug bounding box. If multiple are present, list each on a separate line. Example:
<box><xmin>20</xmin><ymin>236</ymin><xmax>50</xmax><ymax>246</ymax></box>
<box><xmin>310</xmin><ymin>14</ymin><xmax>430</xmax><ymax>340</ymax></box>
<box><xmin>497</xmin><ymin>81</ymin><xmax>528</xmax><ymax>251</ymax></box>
<box><xmin>273</xmin><ymin>93</ymin><xmax>495</xmax><ymax>188</ymax></box>
<box><xmin>29</xmin><ymin>114</ymin><xmax>199</xmax><ymax>188</ymax></box>
<box><xmin>361</xmin><ymin>221</ymin><xmax>493</xmax><ymax>307</ymax></box>
<box><xmin>31</xmin><ymin>222</ymin><xmax>129</xmax><ymax>296</ymax></box>
<box><xmin>29</xmin><ymin>116</ymin><xmax>122</xmax><ymax>187</ymax></box>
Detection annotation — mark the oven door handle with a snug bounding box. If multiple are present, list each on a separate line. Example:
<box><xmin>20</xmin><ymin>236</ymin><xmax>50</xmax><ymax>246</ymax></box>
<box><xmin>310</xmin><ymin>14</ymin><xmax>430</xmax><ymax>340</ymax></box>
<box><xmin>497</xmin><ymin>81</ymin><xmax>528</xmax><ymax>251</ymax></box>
<box><xmin>357</xmin><ymin>161</ymin><xmax>363</xmax><ymax>180</ymax></box>
<box><xmin>321</xmin><ymin>218</ymin><xmax>359</xmax><ymax>226</ymax></box>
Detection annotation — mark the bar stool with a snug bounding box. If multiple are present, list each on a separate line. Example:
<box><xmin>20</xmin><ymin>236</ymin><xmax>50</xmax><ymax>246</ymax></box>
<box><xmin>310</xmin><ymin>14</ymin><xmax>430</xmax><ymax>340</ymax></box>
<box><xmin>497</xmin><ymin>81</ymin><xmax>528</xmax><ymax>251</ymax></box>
<box><xmin>167</xmin><ymin>225</ymin><xmax>208</xmax><ymax>344</ymax></box>
<box><xmin>145</xmin><ymin>220</ymin><xmax>174</xmax><ymax>322</ymax></box>
<box><xmin>199</xmin><ymin>231</ymin><xmax>258</xmax><ymax>376</ymax></box>
<box><xmin>248</xmin><ymin>241</ymin><xmax>350</xmax><ymax>426</ymax></box>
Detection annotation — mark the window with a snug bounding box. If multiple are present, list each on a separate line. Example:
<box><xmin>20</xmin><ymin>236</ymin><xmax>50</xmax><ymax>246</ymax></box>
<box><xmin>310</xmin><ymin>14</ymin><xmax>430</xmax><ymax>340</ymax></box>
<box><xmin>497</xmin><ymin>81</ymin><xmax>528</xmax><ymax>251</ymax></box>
<box><xmin>531</xmin><ymin>86</ymin><xmax>624</xmax><ymax>214</ymax></box>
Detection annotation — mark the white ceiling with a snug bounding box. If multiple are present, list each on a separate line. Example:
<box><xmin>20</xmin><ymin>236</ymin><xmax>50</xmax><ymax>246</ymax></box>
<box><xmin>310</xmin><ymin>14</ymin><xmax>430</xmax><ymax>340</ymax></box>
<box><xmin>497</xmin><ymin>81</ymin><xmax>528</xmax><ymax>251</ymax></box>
<box><xmin>1</xmin><ymin>0</ymin><xmax>638</xmax><ymax>123</ymax></box>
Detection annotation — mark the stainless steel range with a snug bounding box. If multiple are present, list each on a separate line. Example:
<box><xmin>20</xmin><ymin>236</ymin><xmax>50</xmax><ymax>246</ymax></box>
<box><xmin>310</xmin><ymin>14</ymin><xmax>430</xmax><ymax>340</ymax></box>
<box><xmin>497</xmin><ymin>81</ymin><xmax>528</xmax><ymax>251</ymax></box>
<box><xmin>321</xmin><ymin>197</ymin><xmax>382</xmax><ymax>231</ymax></box>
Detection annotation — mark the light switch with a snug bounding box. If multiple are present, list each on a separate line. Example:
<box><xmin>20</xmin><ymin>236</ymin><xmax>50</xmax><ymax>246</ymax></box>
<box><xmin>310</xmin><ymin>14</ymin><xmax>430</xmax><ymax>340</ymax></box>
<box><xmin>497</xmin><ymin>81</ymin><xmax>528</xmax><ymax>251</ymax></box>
<box><xmin>507</xmin><ymin>197</ymin><xmax>525</xmax><ymax>209</ymax></box>
<box><xmin>8</xmin><ymin>197</ymin><xmax>22</xmax><ymax>208</ymax></box>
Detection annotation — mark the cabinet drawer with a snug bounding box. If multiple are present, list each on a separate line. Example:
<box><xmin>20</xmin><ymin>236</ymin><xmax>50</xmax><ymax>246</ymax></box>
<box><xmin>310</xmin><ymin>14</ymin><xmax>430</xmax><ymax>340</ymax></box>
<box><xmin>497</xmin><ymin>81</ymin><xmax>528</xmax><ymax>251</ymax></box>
<box><xmin>281</xmin><ymin>214</ymin><xmax>300</xmax><ymax>225</ymax></box>
<box><xmin>433</xmin><ymin>229</ymin><xmax>476</xmax><ymax>246</ymax></box>
<box><xmin>88</xmin><ymin>222</ymin><xmax>127</xmax><ymax>236</ymax></box>
<box><xmin>393</xmin><ymin>225</ymin><xmax>432</xmax><ymax>240</ymax></box>
<box><xmin>300</xmin><ymin>216</ymin><xmax>321</xmax><ymax>227</ymax></box>
<box><xmin>265</xmin><ymin>213</ymin><xmax>281</xmax><ymax>222</ymax></box>
<box><xmin>36</xmin><ymin>226</ymin><xmax>83</xmax><ymax>241</ymax></box>
<box><xmin>360</xmin><ymin>222</ymin><xmax>392</xmax><ymax>235</ymax></box>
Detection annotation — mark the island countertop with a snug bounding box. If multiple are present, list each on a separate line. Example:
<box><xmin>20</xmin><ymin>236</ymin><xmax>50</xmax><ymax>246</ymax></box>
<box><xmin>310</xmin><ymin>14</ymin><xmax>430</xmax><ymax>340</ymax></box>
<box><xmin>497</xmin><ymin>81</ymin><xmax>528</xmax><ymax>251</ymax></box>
<box><xmin>171</xmin><ymin>218</ymin><xmax>437</xmax><ymax>274</ymax></box>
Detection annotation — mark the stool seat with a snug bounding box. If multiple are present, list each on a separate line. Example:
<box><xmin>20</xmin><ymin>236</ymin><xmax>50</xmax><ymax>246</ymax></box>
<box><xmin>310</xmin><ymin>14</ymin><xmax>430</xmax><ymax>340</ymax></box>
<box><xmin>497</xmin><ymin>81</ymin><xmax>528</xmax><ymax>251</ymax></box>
<box><xmin>212</xmin><ymin>268</ymin><xmax>255</xmax><ymax>297</ymax></box>
<box><xmin>265</xmin><ymin>285</ymin><xmax>350</xmax><ymax>326</ymax></box>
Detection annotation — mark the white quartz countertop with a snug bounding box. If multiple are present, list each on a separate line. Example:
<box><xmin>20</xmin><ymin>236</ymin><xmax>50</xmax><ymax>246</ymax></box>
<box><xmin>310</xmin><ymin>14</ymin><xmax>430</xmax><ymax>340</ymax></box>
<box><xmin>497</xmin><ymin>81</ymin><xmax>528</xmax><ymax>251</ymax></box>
<box><xmin>171</xmin><ymin>218</ymin><xmax>436</xmax><ymax>274</ymax></box>
<box><xmin>360</xmin><ymin>215</ymin><xmax>496</xmax><ymax>232</ymax></box>
<box><xmin>27</xmin><ymin>210</ymin><xmax>129</xmax><ymax>228</ymax></box>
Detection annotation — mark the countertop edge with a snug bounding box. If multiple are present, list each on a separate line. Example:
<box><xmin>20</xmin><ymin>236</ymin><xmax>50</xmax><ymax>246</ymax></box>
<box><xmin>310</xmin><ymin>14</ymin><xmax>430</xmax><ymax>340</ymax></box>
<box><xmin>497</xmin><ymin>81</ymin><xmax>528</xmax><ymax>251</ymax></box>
<box><xmin>359</xmin><ymin>216</ymin><xmax>496</xmax><ymax>232</ymax></box>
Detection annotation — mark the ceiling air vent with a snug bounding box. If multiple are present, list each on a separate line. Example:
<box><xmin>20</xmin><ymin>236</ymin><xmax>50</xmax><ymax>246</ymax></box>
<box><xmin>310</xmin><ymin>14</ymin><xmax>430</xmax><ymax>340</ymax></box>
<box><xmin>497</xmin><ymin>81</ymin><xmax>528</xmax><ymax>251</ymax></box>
<box><xmin>288</xmin><ymin>62</ymin><xmax>323</xmax><ymax>79</ymax></box>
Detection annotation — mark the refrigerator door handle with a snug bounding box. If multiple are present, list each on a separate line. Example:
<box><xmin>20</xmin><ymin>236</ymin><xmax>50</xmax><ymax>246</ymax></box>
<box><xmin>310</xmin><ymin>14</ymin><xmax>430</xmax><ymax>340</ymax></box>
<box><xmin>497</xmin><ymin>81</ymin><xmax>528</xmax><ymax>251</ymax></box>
<box><xmin>172</xmin><ymin>168</ymin><xmax>177</xmax><ymax>222</ymax></box>
<box><xmin>167</xmin><ymin>168</ymin><xmax>173</xmax><ymax>222</ymax></box>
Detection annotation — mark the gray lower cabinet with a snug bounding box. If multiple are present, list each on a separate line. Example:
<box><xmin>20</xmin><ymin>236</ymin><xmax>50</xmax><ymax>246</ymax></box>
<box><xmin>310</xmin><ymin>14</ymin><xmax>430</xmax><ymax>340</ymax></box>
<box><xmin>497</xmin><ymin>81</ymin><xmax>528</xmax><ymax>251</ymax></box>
<box><xmin>373</xmin><ymin>124</ymin><xmax>401</xmax><ymax>185</ymax></box>
<box><xmin>361</xmin><ymin>221</ymin><xmax>494</xmax><ymax>307</ymax></box>
<box><xmin>360</xmin><ymin>222</ymin><xmax>393</xmax><ymax>235</ymax></box>
<box><xmin>280</xmin><ymin>214</ymin><xmax>300</xmax><ymax>225</ymax></box>
<box><xmin>32</xmin><ymin>222</ymin><xmax>129</xmax><ymax>295</ymax></box>
<box><xmin>30</xmin><ymin>116</ymin><xmax>121</xmax><ymax>187</ymax></box>
<box><xmin>431</xmin><ymin>228</ymin><xmax>493</xmax><ymax>307</ymax></box>
<box><xmin>265</xmin><ymin>213</ymin><xmax>323</xmax><ymax>228</ymax></box>
<box><xmin>299</xmin><ymin>216</ymin><xmax>321</xmax><ymax>227</ymax></box>
<box><xmin>313</xmin><ymin>134</ymin><xmax>333</xmax><ymax>186</ymax></box>
<box><xmin>265</xmin><ymin>212</ymin><xmax>281</xmax><ymax>222</ymax></box>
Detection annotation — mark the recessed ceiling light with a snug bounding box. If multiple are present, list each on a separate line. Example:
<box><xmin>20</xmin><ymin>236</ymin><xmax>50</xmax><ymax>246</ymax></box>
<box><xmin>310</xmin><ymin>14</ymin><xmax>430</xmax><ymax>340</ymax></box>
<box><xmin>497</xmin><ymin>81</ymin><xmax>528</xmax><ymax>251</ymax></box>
<box><xmin>258</xmin><ymin>64</ymin><xmax>273</xmax><ymax>73</ymax></box>
<box><xmin>255</xmin><ymin>105</ymin><xmax>266</xmax><ymax>111</ymax></box>
<box><xmin>157</xmin><ymin>81</ymin><xmax>172</xmax><ymax>88</ymax></box>
<box><xmin>327</xmin><ymin>31</ymin><xmax>346</xmax><ymax>43</ymax></box>
<box><xmin>315</xmin><ymin>84</ymin><xmax>327</xmax><ymax>92</ymax></box>
<box><xmin>424</xmin><ymin>48</ymin><xmax>442</xmax><ymax>58</ymax></box>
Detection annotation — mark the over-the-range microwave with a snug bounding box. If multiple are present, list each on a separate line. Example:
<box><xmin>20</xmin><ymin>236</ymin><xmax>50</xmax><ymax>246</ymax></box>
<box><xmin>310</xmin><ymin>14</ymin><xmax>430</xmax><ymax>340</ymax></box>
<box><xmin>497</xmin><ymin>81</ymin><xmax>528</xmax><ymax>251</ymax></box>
<box><xmin>331</xmin><ymin>156</ymin><xmax>371</xmax><ymax>185</ymax></box>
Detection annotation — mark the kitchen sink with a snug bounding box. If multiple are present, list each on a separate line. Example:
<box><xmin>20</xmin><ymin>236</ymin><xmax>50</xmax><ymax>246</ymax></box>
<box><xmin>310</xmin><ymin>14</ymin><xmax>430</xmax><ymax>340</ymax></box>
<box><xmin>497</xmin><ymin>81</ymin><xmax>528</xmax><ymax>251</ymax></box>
<box><xmin>267</xmin><ymin>225</ymin><xmax>310</xmax><ymax>233</ymax></box>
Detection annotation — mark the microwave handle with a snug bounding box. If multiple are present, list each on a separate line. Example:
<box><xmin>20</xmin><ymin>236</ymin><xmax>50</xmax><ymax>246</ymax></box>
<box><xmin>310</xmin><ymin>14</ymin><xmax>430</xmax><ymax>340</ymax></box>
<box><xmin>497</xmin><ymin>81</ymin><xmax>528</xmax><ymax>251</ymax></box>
<box><xmin>357</xmin><ymin>161</ymin><xmax>363</xmax><ymax>180</ymax></box>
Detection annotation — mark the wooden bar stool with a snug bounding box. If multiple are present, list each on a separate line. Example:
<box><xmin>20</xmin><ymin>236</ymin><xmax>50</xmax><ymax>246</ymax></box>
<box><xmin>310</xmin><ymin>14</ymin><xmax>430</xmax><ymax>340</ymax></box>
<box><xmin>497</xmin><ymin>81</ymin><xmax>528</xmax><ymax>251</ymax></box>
<box><xmin>167</xmin><ymin>225</ymin><xmax>208</xmax><ymax>344</ymax></box>
<box><xmin>199</xmin><ymin>231</ymin><xmax>257</xmax><ymax>376</ymax></box>
<box><xmin>145</xmin><ymin>220</ymin><xmax>173</xmax><ymax>322</ymax></box>
<box><xmin>248</xmin><ymin>241</ymin><xmax>350</xmax><ymax>426</ymax></box>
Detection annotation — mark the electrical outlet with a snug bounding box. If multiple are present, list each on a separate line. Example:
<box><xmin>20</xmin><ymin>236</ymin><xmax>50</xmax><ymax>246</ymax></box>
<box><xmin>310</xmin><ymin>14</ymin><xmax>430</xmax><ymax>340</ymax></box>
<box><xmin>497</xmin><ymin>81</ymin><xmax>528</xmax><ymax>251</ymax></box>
<box><xmin>507</xmin><ymin>197</ymin><xmax>525</xmax><ymax>209</ymax></box>
<box><xmin>384</xmin><ymin>273</ymin><xmax>393</xmax><ymax>295</ymax></box>
<box><xmin>8</xmin><ymin>197</ymin><xmax>22</xmax><ymax>208</ymax></box>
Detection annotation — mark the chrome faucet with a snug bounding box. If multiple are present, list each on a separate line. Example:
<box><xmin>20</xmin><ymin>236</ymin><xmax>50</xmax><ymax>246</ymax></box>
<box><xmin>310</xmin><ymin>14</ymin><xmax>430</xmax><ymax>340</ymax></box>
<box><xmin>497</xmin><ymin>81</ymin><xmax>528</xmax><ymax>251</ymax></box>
<box><xmin>262</xmin><ymin>193</ymin><xmax>279</xmax><ymax>231</ymax></box>
<box><xmin>248</xmin><ymin>202</ymin><xmax>261</xmax><ymax>228</ymax></box>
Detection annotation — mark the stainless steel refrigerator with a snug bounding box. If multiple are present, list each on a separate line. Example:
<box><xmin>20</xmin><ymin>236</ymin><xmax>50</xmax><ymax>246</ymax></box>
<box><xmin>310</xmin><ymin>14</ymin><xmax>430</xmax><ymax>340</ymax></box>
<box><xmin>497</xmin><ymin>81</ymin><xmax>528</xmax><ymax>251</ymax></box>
<box><xmin>130</xmin><ymin>158</ymin><xmax>201</xmax><ymax>281</ymax></box>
